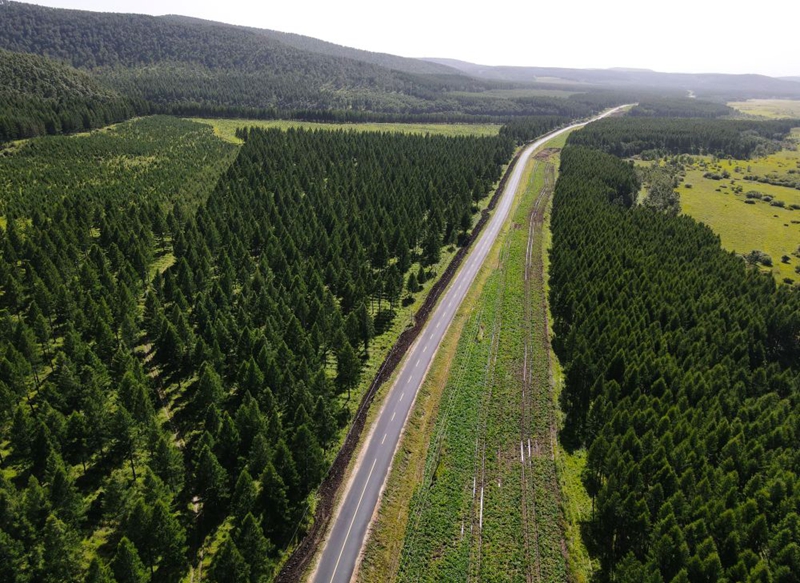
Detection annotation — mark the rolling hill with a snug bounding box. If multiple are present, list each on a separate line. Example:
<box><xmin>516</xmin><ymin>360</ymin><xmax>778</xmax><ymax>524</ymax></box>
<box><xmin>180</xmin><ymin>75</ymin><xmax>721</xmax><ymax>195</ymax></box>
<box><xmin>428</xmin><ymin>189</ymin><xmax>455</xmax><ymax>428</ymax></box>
<box><xmin>161</xmin><ymin>14</ymin><xmax>463</xmax><ymax>77</ymax></box>
<box><xmin>0</xmin><ymin>1</ymin><xmax>500</xmax><ymax>117</ymax></box>
<box><xmin>0</xmin><ymin>47</ymin><xmax>144</xmax><ymax>140</ymax></box>
<box><xmin>426</xmin><ymin>58</ymin><xmax>800</xmax><ymax>100</ymax></box>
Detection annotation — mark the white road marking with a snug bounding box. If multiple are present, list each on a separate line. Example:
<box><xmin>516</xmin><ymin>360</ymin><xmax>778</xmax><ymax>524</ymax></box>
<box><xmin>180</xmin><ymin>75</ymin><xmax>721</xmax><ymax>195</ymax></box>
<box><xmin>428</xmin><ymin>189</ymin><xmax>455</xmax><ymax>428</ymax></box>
<box><xmin>329</xmin><ymin>457</ymin><xmax>378</xmax><ymax>583</ymax></box>
<box><xmin>479</xmin><ymin>487</ymin><xmax>484</xmax><ymax>530</ymax></box>
<box><xmin>381</xmin><ymin>433</ymin><xmax>386</xmax><ymax>445</ymax></box>
<box><xmin>399</xmin><ymin>392</ymin><xmax>405</xmax><ymax>402</ymax></box>
<box><xmin>391</xmin><ymin>411</ymin><xmax>396</xmax><ymax>421</ymax></box>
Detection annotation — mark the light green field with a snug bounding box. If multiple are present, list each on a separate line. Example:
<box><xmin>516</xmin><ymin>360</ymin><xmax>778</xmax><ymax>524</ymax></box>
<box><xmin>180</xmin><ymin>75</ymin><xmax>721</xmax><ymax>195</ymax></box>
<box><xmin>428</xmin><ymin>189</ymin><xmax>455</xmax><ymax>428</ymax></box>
<box><xmin>728</xmin><ymin>99</ymin><xmax>800</xmax><ymax>119</ymax></box>
<box><xmin>681</xmin><ymin>163</ymin><xmax>800</xmax><ymax>282</ymax></box>
<box><xmin>190</xmin><ymin>118</ymin><xmax>501</xmax><ymax>144</ymax></box>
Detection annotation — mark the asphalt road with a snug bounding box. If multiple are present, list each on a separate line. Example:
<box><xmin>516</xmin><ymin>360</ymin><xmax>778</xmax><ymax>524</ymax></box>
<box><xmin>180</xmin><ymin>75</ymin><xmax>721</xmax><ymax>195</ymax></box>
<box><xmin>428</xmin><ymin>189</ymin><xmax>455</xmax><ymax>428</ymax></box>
<box><xmin>311</xmin><ymin>106</ymin><xmax>628</xmax><ymax>583</ymax></box>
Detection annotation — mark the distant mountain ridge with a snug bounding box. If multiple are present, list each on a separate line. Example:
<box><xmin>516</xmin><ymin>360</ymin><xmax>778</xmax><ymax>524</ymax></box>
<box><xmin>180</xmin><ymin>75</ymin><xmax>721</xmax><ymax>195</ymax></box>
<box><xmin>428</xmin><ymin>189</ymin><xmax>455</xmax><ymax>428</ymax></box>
<box><xmin>425</xmin><ymin>58</ymin><xmax>800</xmax><ymax>99</ymax></box>
<box><xmin>1</xmin><ymin>0</ymin><xmax>797</xmax><ymax>125</ymax></box>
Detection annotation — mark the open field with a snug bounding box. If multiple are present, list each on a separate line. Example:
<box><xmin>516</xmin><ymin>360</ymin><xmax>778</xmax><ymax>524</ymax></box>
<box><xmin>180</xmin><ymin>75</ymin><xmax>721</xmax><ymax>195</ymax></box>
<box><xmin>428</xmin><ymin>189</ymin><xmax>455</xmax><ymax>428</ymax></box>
<box><xmin>681</xmin><ymin>165</ymin><xmax>800</xmax><ymax>282</ymax></box>
<box><xmin>359</xmin><ymin>142</ymin><xmax>571</xmax><ymax>582</ymax></box>
<box><xmin>728</xmin><ymin>99</ymin><xmax>800</xmax><ymax>119</ymax></box>
<box><xmin>633</xmin><ymin>128</ymin><xmax>800</xmax><ymax>283</ymax></box>
<box><xmin>190</xmin><ymin>118</ymin><xmax>502</xmax><ymax>144</ymax></box>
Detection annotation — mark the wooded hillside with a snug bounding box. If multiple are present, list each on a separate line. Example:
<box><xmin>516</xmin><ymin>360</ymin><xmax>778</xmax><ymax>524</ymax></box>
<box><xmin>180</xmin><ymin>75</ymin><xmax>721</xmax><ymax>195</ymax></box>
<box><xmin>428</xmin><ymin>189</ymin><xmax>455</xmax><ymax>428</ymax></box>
<box><xmin>0</xmin><ymin>48</ymin><xmax>145</xmax><ymax>141</ymax></box>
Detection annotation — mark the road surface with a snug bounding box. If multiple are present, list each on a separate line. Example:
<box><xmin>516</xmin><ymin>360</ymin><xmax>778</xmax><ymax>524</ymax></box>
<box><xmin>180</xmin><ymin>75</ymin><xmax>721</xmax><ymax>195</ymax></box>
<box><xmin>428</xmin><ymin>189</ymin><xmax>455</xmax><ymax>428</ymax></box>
<box><xmin>311</xmin><ymin>106</ymin><xmax>628</xmax><ymax>583</ymax></box>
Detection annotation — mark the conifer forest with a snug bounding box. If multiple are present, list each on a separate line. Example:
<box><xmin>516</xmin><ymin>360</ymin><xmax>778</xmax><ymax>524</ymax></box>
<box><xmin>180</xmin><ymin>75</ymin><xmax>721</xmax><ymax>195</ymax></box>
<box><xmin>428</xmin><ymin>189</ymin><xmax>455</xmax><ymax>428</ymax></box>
<box><xmin>0</xmin><ymin>1</ymin><xmax>799</xmax><ymax>582</ymax></box>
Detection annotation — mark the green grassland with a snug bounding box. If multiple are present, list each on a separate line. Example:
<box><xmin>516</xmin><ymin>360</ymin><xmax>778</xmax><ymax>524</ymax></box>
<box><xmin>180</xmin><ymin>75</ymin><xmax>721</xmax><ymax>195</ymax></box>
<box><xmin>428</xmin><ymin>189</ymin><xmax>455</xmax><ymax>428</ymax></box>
<box><xmin>191</xmin><ymin>118</ymin><xmax>502</xmax><ymax>144</ymax></box>
<box><xmin>728</xmin><ymin>99</ymin><xmax>800</xmax><ymax>119</ymax></box>
<box><xmin>634</xmin><ymin>129</ymin><xmax>800</xmax><ymax>283</ymax></box>
<box><xmin>681</xmin><ymin>166</ymin><xmax>800</xmax><ymax>282</ymax></box>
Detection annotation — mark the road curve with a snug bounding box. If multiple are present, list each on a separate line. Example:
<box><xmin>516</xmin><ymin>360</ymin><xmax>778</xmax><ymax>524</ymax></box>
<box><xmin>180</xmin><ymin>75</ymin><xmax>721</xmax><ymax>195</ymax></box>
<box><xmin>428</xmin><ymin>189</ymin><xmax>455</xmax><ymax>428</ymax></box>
<box><xmin>311</xmin><ymin>106</ymin><xmax>629</xmax><ymax>583</ymax></box>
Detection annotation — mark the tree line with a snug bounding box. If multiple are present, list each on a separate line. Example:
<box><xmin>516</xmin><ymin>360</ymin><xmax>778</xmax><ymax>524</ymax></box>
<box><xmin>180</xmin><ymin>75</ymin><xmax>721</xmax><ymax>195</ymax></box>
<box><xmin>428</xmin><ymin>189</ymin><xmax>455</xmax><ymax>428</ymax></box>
<box><xmin>567</xmin><ymin>117</ymin><xmax>796</xmax><ymax>159</ymax></box>
<box><xmin>549</xmin><ymin>142</ymin><xmax>800</xmax><ymax>581</ymax></box>
<box><xmin>629</xmin><ymin>97</ymin><xmax>734</xmax><ymax>118</ymax></box>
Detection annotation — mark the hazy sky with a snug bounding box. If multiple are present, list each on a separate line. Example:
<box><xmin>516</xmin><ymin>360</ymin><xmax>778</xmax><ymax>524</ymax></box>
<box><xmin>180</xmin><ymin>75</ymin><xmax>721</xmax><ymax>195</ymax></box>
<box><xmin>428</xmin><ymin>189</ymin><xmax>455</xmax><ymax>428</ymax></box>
<box><xmin>22</xmin><ymin>0</ymin><xmax>800</xmax><ymax>77</ymax></box>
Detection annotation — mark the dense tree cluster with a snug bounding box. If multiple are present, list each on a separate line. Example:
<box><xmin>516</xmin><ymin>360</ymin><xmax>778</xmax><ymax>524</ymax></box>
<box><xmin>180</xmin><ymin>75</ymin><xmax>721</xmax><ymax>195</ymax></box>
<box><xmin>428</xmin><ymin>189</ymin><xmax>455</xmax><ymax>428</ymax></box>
<box><xmin>629</xmin><ymin>98</ymin><xmax>734</xmax><ymax>118</ymax></box>
<box><xmin>0</xmin><ymin>117</ymin><xmax>513</xmax><ymax>581</ymax></box>
<box><xmin>567</xmin><ymin>117</ymin><xmax>796</xmax><ymax>159</ymax></box>
<box><xmin>0</xmin><ymin>49</ymin><xmax>145</xmax><ymax>142</ymax></box>
<box><xmin>549</xmin><ymin>143</ymin><xmax>800</xmax><ymax>581</ymax></box>
<box><xmin>498</xmin><ymin>116</ymin><xmax>569</xmax><ymax>144</ymax></box>
<box><xmin>0</xmin><ymin>117</ymin><xmax>236</xmax><ymax>582</ymax></box>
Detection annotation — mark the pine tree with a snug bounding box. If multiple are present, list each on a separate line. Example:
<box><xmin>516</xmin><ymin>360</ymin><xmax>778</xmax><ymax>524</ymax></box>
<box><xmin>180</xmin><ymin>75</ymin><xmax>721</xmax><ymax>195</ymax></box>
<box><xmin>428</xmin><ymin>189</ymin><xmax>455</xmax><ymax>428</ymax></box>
<box><xmin>291</xmin><ymin>424</ymin><xmax>325</xmax><ymax>496</ymax></box>
<box><xmin>256</xmin><ymin>461</ymin><xmax>291</xmax><ymax>543</ymax></box>
<box><xmin>216</xmin><ymin>412</ymin><xmax>240</xmax><ymax>474</ymax></box>
<box><xmin>246</xmin><ymin>432</ymin><xmax>271</xmax><ymax>477</ymax></box>
<box><xmin>85</xmin><ymin>558</ymin><xmax>117</xmax><ymax>583</ymax></box>
<box><xmin>208</xmin><ymin>537</ymin><xmax>249</xmax><ymax>583</ymax></box>
<box><xmin>149</xmin><ymin>435</ymin><xmax>185</xmax><ymax>493</ymax></box>
<box><xmin>0</xmin><ymin>529</ymin><xmax>24</xmax><ymax>583</ymax></box>
<box><xmin>49</xmin><ymin>463</ymin><xmax>83</xmax><ymax>525</ymax></box>
<box><xmin>40</xmin><ymin>514</ymin><xmax>81</xmax><ymax>583</ymax></box>
<box><xmin>112</xmin><ymin>537</ymin><xmax>149</xmax><ymax>583</ymax></box>
<box><xmin>196</xmin><ymin>362</ymin><xmax>225</xmax><ymax>412</ymax></box>
<box><xmin>231</xmin><ymin>469</ymin><xmax>256</xmax><ymax>526</ymax></box>
<box><xmin>335</xmin><ymin>341</ymin><xmax>360</xmax><ymax>400</ymax></box>
<box><xmin>150</xmin><ymin>499</ymin><xmax>186</xmax><ymax>573</ymax></box>
<box><xmin>235</xmin><ymin>513</ymin><xmax>274</xmax><ymax>583</ymax></box>
<box><xmin>194</xmin><ymin>445</ymin><xmax>228</xmax><ymax>516</ymax></box>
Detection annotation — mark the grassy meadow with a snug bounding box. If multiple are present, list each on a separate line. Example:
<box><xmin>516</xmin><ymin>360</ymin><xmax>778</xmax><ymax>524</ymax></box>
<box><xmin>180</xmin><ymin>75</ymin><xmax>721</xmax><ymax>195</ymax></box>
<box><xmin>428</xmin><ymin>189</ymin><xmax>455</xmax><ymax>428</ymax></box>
<box><xmin>634</xmin><ymin>128</ymin><xmax>800</xmax><ymax>283</ymax></box>
<box><xmin>190</xmin><ymin>118</ymin><xmax>501</xmax><ymax>144</ymax></box>
<box><xmin>728</xmin><ymin>99</ymin><xmax>800</xmax><ymax>119</ymax></box>
<box><xmin>681</xmin><ymin>163</ymin><xmax>800</xmax><ymax>282</ymax></box>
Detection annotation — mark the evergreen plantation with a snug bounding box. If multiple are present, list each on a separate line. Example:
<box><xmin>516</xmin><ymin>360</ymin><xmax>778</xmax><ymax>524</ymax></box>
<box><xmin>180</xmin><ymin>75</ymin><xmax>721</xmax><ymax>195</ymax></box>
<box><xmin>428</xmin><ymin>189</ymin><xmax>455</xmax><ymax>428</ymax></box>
<box><xmin>0</xmin><ymin>2</ymin><xmax>799</xmax><ymax>581</ymax></box>
<box><xmin>0</xmin><ymin>117</ymin><xmax>512</xmax><ymax>582</ymax></box>
<box><xmin>568</xmin><ymin>118</ymin><xmax>796</xmax><ymax>159</ymax></box>
<box><xmin>550</xmin><ymin>143</ymin><xmax>800</xmax><ymax>581</ymax></box>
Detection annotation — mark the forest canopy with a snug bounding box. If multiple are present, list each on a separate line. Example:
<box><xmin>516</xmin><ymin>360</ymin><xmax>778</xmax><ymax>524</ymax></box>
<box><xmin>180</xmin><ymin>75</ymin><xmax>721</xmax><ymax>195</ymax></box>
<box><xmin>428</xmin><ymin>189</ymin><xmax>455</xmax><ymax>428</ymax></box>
<box><xmin>550</xmin><ymin>131</ymin><xmax>800</xmax><ymax>581</ymax></box>
<box><xmin>0</xmin><ymin>118</ymin><xmax>514</xmax><ymax>582</ymax></box>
